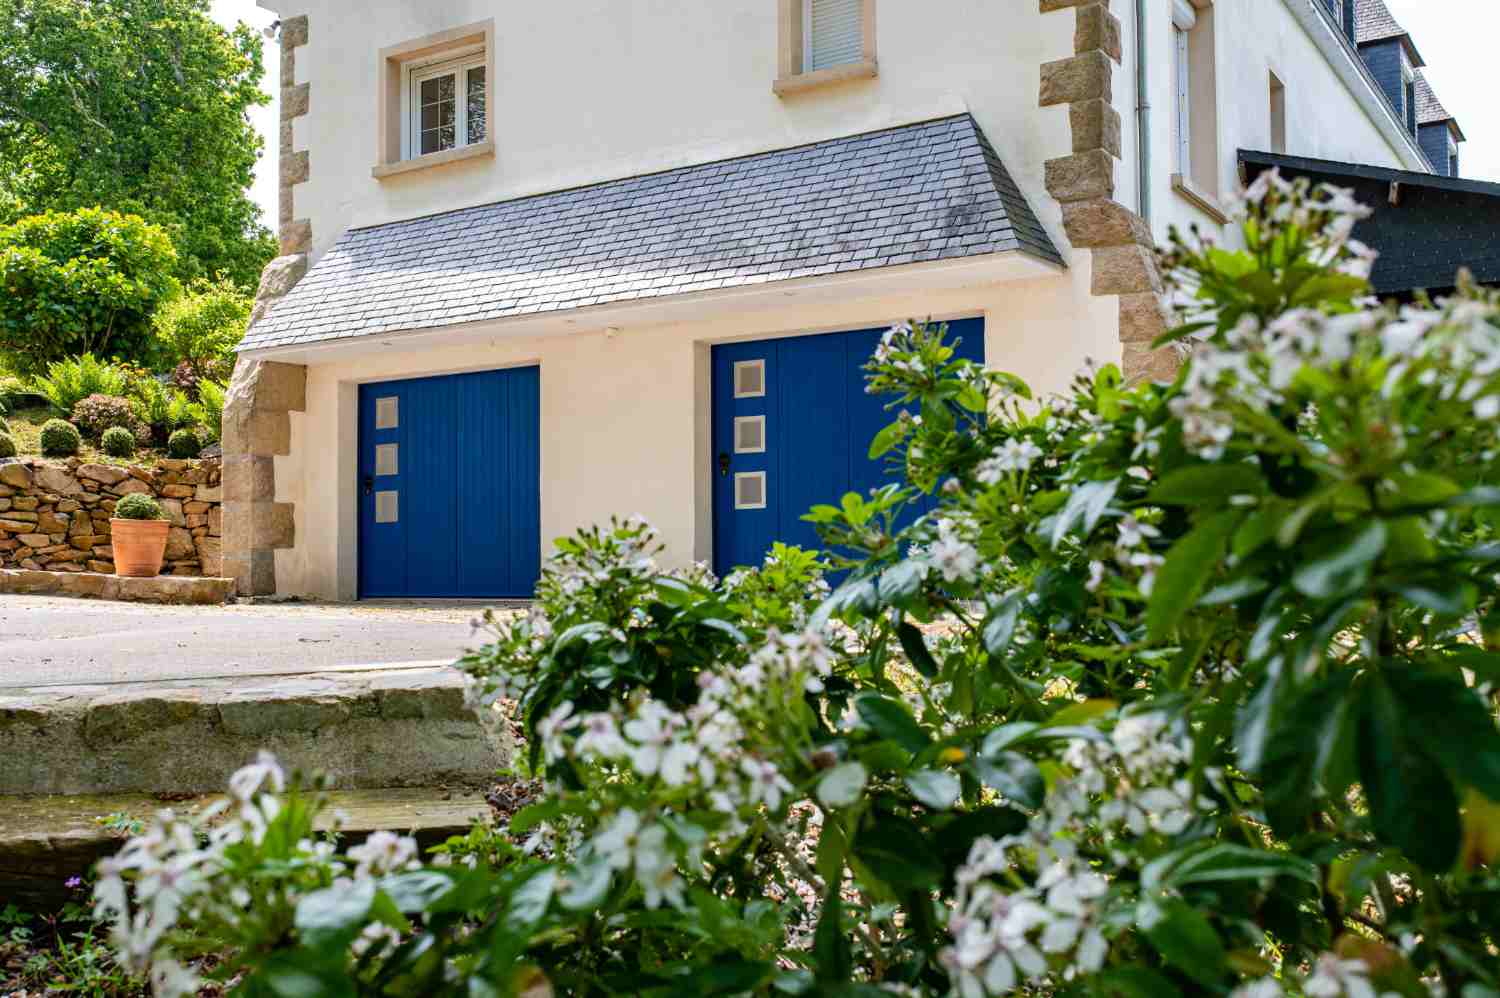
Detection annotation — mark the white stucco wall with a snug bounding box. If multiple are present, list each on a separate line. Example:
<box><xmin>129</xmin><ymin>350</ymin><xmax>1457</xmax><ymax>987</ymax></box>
<box><xmin>1115</xmin><ymin>0</ymin><xmax>1427</xmax><ymax>239</ymax></box>
<box><xmin>269</xmin><ymin>267</ymin><xmax>1114</xmax><ymax>599</ymax></box>
<box><xmin>271</xmin><ymin>0</ymin><xmax>1076</xmax><ymax>273</ymax></box>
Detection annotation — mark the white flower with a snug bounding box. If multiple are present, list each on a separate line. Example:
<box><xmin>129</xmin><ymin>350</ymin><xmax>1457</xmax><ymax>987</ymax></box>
<box><xmin>632</xmin><ymin>824</ymin><xmax>686</xmax><ymax>910</ymax></box>
<box><xmin>1085</xmin><ymin>560</ymin><xmax>1106</xmax><ymax>593</ymax></box>
<box><xmin>623</xmin><ymin>701</ymin><xmax>679</xmax><ymax>776</ymax></box>
<box><xmin>346</xmin><ymin>830</ymin><xmax>418</xmax><ymax>878</ymax></box>
<box><xmin>227</xmin><ymin>751</ymin><xmax>285</xmax><ymax>803</ymax></box>
<box><xmin>1475</xmin><ymin>396</ymin><xmax>1500</xmax><ymax>420</ymax></box>
<box><xmin>575</xmin><ymin>712</ymin><xmax>627</xmax><ymax>758</ymax></box>
<box><xmin>740</xmin><ymin>757</ymin><xmax>793</xmax><ymax>811</ymax></box>
<box><xmin>593</xmin><ymin>808</ymin><xmax>642</xmax><ymax>870</ymax></box>
<box><xmin>1304</xmin><ymin>955</ymin><xmax>1378</xmax><ymax>998</ymax></box>
<box><xmin>537</xmin><ymin>701</ymin><xmax>579</xmax><ymax>762</ymax></box>
<box><xmin>1116</xmin><ymin>516</ymin><xmax>1160</xmax><ymax>550</ymax></box>
<box><xmin>928</xmin><ymin>534</ymin><xmax>980</xmax><ymax>584</ymax></box>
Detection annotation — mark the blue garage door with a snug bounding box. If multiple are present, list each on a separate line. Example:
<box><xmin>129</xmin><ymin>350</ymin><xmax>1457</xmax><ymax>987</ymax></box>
<box><xmin>358</xmin><ymin>367</ymin><xmax>541</xmax><ymax>598</ymax></box>
<box><xmin>711</xmin><ymin>318</ymin><xmax>984</xmax><ymax>575</ymax></box>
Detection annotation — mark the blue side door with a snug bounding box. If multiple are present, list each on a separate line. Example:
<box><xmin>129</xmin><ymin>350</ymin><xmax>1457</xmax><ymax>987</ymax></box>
<box><xmin>711</xmin><ymin>318</ymin><xmax>984</xmax><ymax>575</ymax></box>
<box><xmin>358</xmin><ymin>367</ymin><xmax>541</xmax><ymax>598</ymax></box>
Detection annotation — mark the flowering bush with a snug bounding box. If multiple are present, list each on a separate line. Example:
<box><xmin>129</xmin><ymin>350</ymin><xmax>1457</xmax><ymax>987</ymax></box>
<box><xmin>71</xmin><ymin>393</ymin><xmax>138</xmax><ymax>440</ymax></box>
<box><xmin>97</xmin><ymin>177</ymin><xmax>1500</xmax><ymax>997</ymax></box>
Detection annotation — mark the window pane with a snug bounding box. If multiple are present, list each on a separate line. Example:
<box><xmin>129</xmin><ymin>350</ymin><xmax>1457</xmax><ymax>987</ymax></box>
<box><xmin>807</xmin><ymin>0</ymin><xmax>862</xmax><ymax>72</ymax></box>
<box><xmin>467</xmin><ymin>66</ymin><xmax>487</xmax><ymax>144</ymax></box>
<box><xmin>418</xmin><ymin>73</ymin><xmax>457</xmax><ymax>155</ymax></box>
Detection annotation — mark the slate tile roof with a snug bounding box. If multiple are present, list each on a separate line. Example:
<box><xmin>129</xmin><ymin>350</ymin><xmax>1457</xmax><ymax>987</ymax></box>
<box><xmin>1354</xmin><ymin>0</ymin><xmax>1405</xmax><ymax>44</ymax></box>
<box><xmin>243</xmin><ymin>114</ymin><xmax>1061</xmax><ymax>352</ymax></box>
<box><xmin>1414</xmin><ymin>71</ymin><xmax>1451</xmax><ymax>125</ymax></box>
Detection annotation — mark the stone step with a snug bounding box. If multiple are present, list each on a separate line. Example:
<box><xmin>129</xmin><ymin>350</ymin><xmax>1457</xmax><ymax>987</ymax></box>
<box><xmin>0</xmin><ymin>567</ymin><xmax>233</xmax><ymax>605</ymax></box>
<box><xmin>1</xmin><ymin>787</ymin><xmax>492</xmax><ymax>911</ymax></box>
<box><xmin>0</xmin><ymin>668</ymin><xmax>507</xmax><ymax>796</ymax></box>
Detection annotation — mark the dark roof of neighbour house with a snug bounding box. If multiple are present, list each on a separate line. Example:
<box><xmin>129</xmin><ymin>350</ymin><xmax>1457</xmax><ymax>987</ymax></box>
<box><xmin>1239</xmin><ymin>150</ymin><xmax>1500</xmax><ymax>296</ymax></box>
<box><xmin>1354</xmin><ymin>0</ymin><xmax>1424</xmax><ymax>62</ymax></box>
<box><xmin>1414</xmin><ymin>72</ymin><xmax>1466</xmax><ymax>139</ymax></box>
<box><xmin>242</xmin><ymin>115</ymin><xmax>1061</xmax><ymax>352</ymax></box>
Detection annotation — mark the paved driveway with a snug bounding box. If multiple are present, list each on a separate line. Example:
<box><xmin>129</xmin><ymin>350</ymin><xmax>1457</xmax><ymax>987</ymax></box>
<box><xmin>0</xmin><ymin>596</ymin><xmax>514</xmax><ymax>689</ymax></box>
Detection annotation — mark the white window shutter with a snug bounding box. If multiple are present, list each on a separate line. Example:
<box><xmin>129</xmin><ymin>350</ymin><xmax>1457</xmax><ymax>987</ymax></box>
<box><xmin>806</xmin><ymin>0</ymin><xmax>863</xmax><ymax>72</ymax></box>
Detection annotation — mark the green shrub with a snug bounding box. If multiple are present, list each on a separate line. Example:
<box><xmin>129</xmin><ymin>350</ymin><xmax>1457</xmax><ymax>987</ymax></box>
<box><xmin>38</xmin><ymin>418</ymin><xmax>80</xmax><ymax>457</ymax></box>
<box><xmin>100</xmin><ymin>425</ymin><xmax>136</xmax><ymax>458</ymax></box>
<box><xmin>166</xmin><ymin>427</ymin><xmax>201</xmax><ymax>458</ymax></box>
<box><xmin>0</xmin><ymin>434</ymin><xmax>15</xmax><ymax>459</ymax></box>
<box><xmin>188</xmin><ymin>379</ymin><xmax>226</xmax><ymax>442</ymax></box>
<box><xmin>0</xmin><ymin>375</ymin><xmax>47</xmax><ymax>410</ymax></box>
<box><xmin>129</xmin><ymin>376</ymin><xmax>193</xmax><ymax>443</ymax></box>
<box><xmin>112</xmin><ymin>492</ymin><xmax>162</xmax><ymax>520</ymax></box>
<box><xmin>0</xmin><ymin>209</ymin><xmax>180</xmax><ymax>377</ymax></box>
<box><xmin>153</xmin><ymin>277</ymin><xmax>251</xmax><ymax>382</ymax></box>
<box><xmin>70</xmin><ymin>393</ymin><xmax>137</xmax><ymax>439</ymax></box>
<box><xmin>34</xmin><ymin>354</ymin><xmax>129</xmax><ymax>415</ymax></box>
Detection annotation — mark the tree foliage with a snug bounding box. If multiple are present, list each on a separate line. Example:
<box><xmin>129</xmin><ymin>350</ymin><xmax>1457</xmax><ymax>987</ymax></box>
<box><xmin>0</xmin><ymin>209</ymin><xmax>180</xmax><ymax>376</ymax></box>
<box><xmin>152</xmin><ymin>276</ymin><xmax>251</xmax><ymax>382</ymax></box>
<box><xmin>0</xmin><ymin>0</ymin><xmax>275</xmax><ymax>288</ymax></box>
<box><xmin>94</xmin><ymin>177</ymin><xmax>1500</xmax><ymax>997</ymax></box>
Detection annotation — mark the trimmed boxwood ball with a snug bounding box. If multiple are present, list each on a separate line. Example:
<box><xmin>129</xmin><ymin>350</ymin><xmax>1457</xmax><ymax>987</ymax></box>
<box><xmin>0</xmin><ymin>434</ymin><xmax>15</xmax><ymax>459</ymax></box>
<box><xmin>167</xmin><ymin>427</ymin><xmax>202</xmax><ymax>458</ymax></box>
<box><xmin>113</xmin><ymin>492</ymin><xmax>163</xmax><ymax>520</ymax></box>
<box><xmin>39</xmin><ymin>418</ymin><xmax>81</xmax><ymax>457</ymax></box>
<box><xmin>101</xmin><ymin>425</ymin><xmax>136</xmax><ymax>458</ymax></box>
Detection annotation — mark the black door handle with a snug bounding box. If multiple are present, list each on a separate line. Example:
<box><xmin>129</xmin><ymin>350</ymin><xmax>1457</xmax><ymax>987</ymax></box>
<box><xmin>363</xmin><ymin>474</ymin><xmax>374</xmax><ymax>496</ymax></box>
<box><xmin>718</xmin><ymin>452</ymin><xmax>731</xmax><ymax>477</ymax></box>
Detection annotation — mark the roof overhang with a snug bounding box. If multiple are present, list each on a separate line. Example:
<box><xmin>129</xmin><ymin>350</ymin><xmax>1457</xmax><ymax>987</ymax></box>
<box><xmin>1291</xmin><ymin>0</ymin><xmax>1432</xmax><ymax>172</ymax></box>
<box><xmin>240</xmin><ymin>250</ymin><xmax>1061</xmax><ymax>366</ymax></box>
<box><xmin>1240</xmin><ymin>149</ymin><xmax>1500</xmax><ymax>296</ymax></box>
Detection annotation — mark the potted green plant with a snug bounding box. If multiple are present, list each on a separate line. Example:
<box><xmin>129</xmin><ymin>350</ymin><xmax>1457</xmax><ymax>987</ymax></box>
<box><xmin>111</xmin><ymin>493</ymin><xmax>169</xmax><ymax>577</ymax></box>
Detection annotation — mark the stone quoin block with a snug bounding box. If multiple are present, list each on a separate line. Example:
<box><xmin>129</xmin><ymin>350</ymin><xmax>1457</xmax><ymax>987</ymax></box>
<box><xmin>1039</xmin><ymin>51</ymin><xmax>1113</xmax><ymax>107</ymax></box>
<box><xmin>1091</xmin><ymin>244</ymin><xmax>1166</xmax><ymax>296</ymax></box>
<box><xmin>1070</xmin><ymin>99</ymin><xmax>1122</xmax><ymax>157</ymax></box>
<box><xmin>1075</xmin><ymin>3</ymin><xmax>1123</xmax><ymax>62</ymax></box>
<box><xmin>1061</xmin><ymin>197</ymin><xmax>1152</xmax><ymax>248</ymax></box>
<box><xmin>1045</xmin><ymin>150</ymin><xmax>1116</xmax><ymax>203</ymax></box>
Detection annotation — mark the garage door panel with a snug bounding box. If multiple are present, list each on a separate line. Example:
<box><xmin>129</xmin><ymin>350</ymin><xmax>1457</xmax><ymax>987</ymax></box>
<box><xmin>712</xmin><ymin>319</ymin><xmax>983</xmax><ymax>575</ymax></box>
<box><xmin>359</xmin><ymin>367</ymin><xmax>540</xmax><ymax>599</ymax></box>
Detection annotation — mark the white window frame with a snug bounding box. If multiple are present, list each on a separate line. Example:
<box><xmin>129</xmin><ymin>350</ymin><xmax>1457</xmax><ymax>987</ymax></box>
<box><xmin>1448</xmin><ymin>133</ymin><xmax>1460</xmax><ymax>177</ymax></box>
<box><xmin>1172</xmin><ymin>1</ymin><xmax>1196</xmax><ymax>175</ymax></box>
<box><xmin>402</xmin><ymin>47</ymin><xmax>486</xmax><ymax>161</ymax></box>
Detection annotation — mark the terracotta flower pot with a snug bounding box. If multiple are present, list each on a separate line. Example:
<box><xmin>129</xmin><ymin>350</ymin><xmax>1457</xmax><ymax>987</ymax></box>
<box><xmin>111</xmin><ymin>518</ymin><xmax>170</xmax><ymax>577</ymax></box>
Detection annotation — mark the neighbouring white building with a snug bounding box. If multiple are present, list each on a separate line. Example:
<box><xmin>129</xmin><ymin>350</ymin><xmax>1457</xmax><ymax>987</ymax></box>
<box><xmin>227</xmin><ymin>0</ymin><xmax>1465</xmax><ymax>600</ymax></box>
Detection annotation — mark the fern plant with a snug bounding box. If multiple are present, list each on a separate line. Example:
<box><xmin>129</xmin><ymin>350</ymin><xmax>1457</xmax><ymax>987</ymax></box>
<box><xmin>188</xmin><ymin>380</ymin><xmax>226</xmax><ymax>442</ymax></box>
<box><xmin>34</xmin><ymin>354</ymin><xmax>129</xmax><ymax>415</ymax></box>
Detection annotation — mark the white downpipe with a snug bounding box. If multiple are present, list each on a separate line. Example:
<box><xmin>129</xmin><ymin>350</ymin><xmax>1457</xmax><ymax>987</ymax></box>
<box><xmin>1136</xmin><ymin>0</ymin><xmax>1151</xmax><ymax>225</ymax></box>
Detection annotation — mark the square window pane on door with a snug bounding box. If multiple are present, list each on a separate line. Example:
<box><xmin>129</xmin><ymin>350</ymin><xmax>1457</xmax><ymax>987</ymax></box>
<box><xmin>375</xmin><ymin>443</ymin><xmax>399</xmax><ymax>476</ymax></box>
<box><xmin>733</xmin><ymin>359</ymin><xmax>765</xmax><ymax>398</ymax></box>
<box><xmin>734</xmin><ymin>415</ymin><xmax>766</xmax><ymax>454</ymax></box>
<box><xmin>734</xmin><ymin>471</ymin><xmax>767</xmax><ymax>510</ymax></box>
<box><xmin>375</xmin><ymin>396</ymin><xmax>399</xmax><ymax>429</ymax></box>
<box><xmin>375</xmin><ymin>490</ymin><xmax>399</xmax><ymax>523</ymax></box>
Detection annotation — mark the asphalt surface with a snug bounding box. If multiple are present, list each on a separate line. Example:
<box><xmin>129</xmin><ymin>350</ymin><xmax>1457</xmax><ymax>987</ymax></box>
<box><xmin>0</xmin><ymin>595</ymin><xmax>515</xmax><ymax>689</ymax></box>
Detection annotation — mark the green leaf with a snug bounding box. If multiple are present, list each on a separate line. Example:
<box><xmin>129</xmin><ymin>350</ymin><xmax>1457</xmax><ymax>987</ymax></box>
<box><xmin>1137</xmin><ymin>898</ymin><xmax>1228</xmax><ymax>990</ymax></box>
<box><xmin>1359</xmin><ymin>677</ymin><xmax>1461</xmax><ymax>871</ymax></box>
<box><xmin>1091</xmin><ymin>966</ymin><xmax>1185</xmax><ymax>998</ymax></box>
<box><xmin>1148</xmin><ymin>511</ymin><xmax>1239</xmax><ymax>641</ymax></box>
<box><xmin>980</xmin><ymin>722</ymin><xmax>1039</xmax><ymax>755</ymax></box>
<box><xmin>867</xmin><ymin>420</ymin><xmax>908</xmax><ymax>460</ymax></box>
<box><xmin>981</xmin><ymin>593</ymin><xmax>1024</xmax><ymax>656</ymax></box>
<box><xmin>1253</xmin><ymin>669</ymin><xmax>1358</xmax><ymax>837</ymax></box>
<box><xmin>1385</xmin><ymin>665</ymin><xmax>1500</xmax><ymax>801</ymax></box>
<box><xmin>878</xmin><ymin>562</ymin><xmax>926</xmax><ymax>608</ymax></box>
<box><xmin>974</xmin><ymin>751</ymin><xmax>1044</xmax><ymax>808</ymax></box>
<box><xmin>379</xmin><ymin>871</ymin><xmax>454</xmax><ymax>914</ymax></box>
<box><xmin>817</xmin><ymin>762</ymin><xmax>869</xmax><ymax>809</ymax></box>
<box><xmin>851</xmin><ymin>818</ymin><xmax>944</xmax><ymax>891</ymax></box>
<box><xmin>896</xmin><ymin>621</ymin><xmax>939</xmax><ymax>678</ymax></box>
<box><xmin>1291</xmin><ymin>522</ymin><xmax>1387</xmax><ymax>599</ymax></box>
<box><xmin>812</xmin><ymin>884</ymin><xmax>851</xmax><ymax>984</ymax></box>
<box><xmin>855</xmin><ymin>694</ymin><xmax>931</xmax><ymax>754</ymax></box>
<box><xmin>505</xmin><ymin>868</ymin><xmax>558</xmax><ymax>932</ymax></box>
<box><xmin>905</xmin><ymin>769</ymin><xmax>961</xmax><ymax>810</ymax></box>
<box><xmin>295</xmin><ymin>880</ymin><xmax>377</xmax><ymax>945</ymax></box>
<box><xmin>1149</xmin><ymin>464</ymin><xmax>1264</xmax><ymax>506</ymax></box>
<box><xmin>1142</xmin><ymin>842</ymin><xmax>1320</xmax><ymax>893</ymax></box>
<box><xmin>815</xmin><ymin>813</ymin><xmax>849</xmax><ymax>885</ymax></box>
<box><xmin>1049</xmin><ymin>478</ymin><xmax>1120</xmax><ymax>548</ymax></box>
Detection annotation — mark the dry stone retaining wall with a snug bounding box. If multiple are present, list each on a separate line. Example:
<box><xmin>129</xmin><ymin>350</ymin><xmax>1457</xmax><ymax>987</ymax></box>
<box><xmin>0</xmin><ymin>457</ymin><xmax>224</xmax><ymax>577</ymax></box>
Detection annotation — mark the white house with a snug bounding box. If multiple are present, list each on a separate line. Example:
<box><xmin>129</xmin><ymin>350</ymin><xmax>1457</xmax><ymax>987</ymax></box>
<box><xmin>227</xmin><ymin>0</ymin><xmax>1460</xmax><ymax>600</ymax></box>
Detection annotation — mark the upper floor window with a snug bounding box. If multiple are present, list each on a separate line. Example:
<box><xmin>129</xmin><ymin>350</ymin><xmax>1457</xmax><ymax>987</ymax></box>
<box><xmin>411</xmin><ymin>56</ymin><xmax>487</xmax><ymax>157</ymax></box>
<box><xmin>774</xmin><ymin>0</ymin><xmax>877</xmax><ymax>95</ymax></box>
<box><xmin>1449</xmin><ymin>135</ymin><xmax>1460</xmax><ymax>178</ymax></box>
<box><xmin>805</xmin><ymin>0</ymin><xmax>863</xmax><ymax>72</ymax></box>
<box><xmin>1400</xmin><ymin>50</ymin><xmax>1417</xmax><ymax>136</ymax></box>
<box><xmin>373</xmin><ymin>20</ymin><xmax>496</xmax><ymax>180</ymax></box>
<box><xmin>1171</xmin><ymin>0</ymin><xmax>1225</xmax><ymax>220</ymax></box>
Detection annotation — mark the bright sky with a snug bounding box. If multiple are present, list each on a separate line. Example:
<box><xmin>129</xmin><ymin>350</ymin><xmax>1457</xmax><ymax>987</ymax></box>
<box><xmin>212</xmin><ymin>0</ymin><xmax>1499</xmax><ymax>230</ymax></box>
